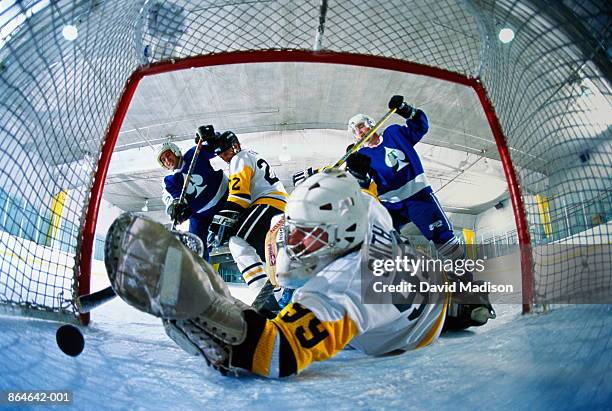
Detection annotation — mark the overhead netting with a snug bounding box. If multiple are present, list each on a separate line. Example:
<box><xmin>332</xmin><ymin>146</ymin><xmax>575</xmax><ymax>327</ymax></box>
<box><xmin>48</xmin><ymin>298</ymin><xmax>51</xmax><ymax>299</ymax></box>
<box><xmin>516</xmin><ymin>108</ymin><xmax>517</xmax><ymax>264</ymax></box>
<box><xmin>0</xmin><ymin>0</ymin><xmax>609</xmax><ymax>321</ymax></box>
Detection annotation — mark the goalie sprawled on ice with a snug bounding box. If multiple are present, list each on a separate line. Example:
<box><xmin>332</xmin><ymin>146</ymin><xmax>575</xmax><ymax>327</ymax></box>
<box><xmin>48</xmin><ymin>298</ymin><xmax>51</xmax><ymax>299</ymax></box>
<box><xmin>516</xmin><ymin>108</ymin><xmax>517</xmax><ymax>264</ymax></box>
<box><xmin>104</xmin><ymin>170</ymin><xmax>494</xmax><ymax>377</ymax></box>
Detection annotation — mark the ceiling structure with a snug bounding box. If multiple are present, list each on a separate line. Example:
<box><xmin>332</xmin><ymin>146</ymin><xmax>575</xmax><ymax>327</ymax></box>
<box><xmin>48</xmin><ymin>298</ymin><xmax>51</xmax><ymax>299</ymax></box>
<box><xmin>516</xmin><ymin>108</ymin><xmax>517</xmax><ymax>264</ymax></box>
<box><xmin>103</xmin><ymin>62</ymin><xmax>509</xmax><ymax>223</ymax></box>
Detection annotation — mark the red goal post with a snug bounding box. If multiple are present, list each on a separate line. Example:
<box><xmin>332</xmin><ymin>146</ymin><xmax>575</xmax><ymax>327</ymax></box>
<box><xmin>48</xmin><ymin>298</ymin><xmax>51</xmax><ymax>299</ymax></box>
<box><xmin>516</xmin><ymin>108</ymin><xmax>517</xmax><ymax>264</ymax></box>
<box><xmin>0</xmin><ymin>0</ymin><xmax>607</xmax><ymax>324</ymax></box>
<box><xmin>82</xmin><ymin>50</ymin><xmax>535</xmax><ymax>324</ymax></box>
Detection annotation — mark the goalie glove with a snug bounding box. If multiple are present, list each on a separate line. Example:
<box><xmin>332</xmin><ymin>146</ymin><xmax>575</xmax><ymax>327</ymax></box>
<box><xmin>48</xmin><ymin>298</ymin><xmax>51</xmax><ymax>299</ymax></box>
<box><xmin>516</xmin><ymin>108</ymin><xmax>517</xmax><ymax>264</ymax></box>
<box><xmin>169</xmin><ymin>199</ymin><xmax>192</xmax><ymax>224</ymax></box>
<box><xmin>388</xmin><ymin>95</ymin><xmax>417</xmax><ymax>119</ymax></box>
<box><xmin>292</xmin><ymin>167</ymin><xmax>316</xmax><ymax>187</ymax></box>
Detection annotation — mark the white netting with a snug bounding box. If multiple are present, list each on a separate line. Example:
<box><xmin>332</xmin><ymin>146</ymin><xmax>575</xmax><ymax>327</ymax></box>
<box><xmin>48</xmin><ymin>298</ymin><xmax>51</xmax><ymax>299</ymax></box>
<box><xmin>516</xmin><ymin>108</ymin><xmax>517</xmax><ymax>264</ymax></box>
<box><xmin>0</xmin><ymin>0</ymin><xmax>609</xmax><ymax>321</ymax></box>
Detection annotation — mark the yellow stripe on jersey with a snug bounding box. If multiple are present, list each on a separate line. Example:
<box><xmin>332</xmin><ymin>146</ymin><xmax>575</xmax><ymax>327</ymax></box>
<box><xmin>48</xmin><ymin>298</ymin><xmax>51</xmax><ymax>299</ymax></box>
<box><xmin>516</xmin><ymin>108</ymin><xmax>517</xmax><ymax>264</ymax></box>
<box><xmin>228</xmin><ymin>165</ymin><xmax>254</xmax><ymax>207</ymax></box>
<box><xmin>367</xmin><ymin>180</ymin><xmax>378</xmax><ymax>198</ymax></box>
<box><xmin>416</xmin><ymin>293</ymin><xmax>450</xmax><ymax>348</ymax></box>
<box><xmin>252</xmin><ymin>320</ymin><xmax>278</xmax><ymax>376</ymax></box>
<box><xmin>228</xmin><ymin>196</ymin><xmax>250</xmax><ymax>209</ymax></box>
<box><xmin>271</xmin><ymin>303</ymin><xmax>358</xmax><ymax>373</ymax></box>
<box><xmin>269</xmin><ymin>190</ymin><xmax>288</xmax><ymax>198</ymax></box>
<box><xmin>253</xmin><ymin>197</ymin><xmax>286</xmax><ymax>212</ymax></box>
<box><xmin>361</xmin><ymin>181</ymin><xmax>379</xmax><ymax>201</ymax></box>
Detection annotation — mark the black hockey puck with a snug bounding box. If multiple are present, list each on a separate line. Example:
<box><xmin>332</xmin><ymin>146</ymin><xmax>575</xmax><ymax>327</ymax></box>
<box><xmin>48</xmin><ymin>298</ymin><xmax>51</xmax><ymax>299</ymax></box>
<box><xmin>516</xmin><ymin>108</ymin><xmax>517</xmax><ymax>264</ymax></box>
<box><xmin>56</xmin><ymin>324</ymin><xmax>85</xmax><ymax>357</ymax></box>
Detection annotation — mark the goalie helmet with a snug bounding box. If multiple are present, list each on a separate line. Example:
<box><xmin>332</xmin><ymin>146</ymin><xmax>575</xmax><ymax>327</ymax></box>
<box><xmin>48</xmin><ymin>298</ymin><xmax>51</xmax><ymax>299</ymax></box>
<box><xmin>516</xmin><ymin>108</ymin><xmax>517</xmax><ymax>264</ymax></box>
<box><xmin>279</xmin><ymin>169</ymin><xmax>367</xmax><ymax>285</ymax></box>
<box><xmin>347</xmin><ymin>113</ymin><xmax>375</xmax><ymax>138</ymax></box>
<box><xmin>156</xmin><ymin>141</ymin><xmax>183</xmax><ymax>169</ymax></box>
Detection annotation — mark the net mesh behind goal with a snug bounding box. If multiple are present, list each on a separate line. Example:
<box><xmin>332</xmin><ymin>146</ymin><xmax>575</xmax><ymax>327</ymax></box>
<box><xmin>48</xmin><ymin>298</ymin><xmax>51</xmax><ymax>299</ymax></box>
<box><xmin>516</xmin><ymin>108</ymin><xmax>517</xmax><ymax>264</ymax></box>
<box><xmin>0</xmin><ymin>0</ymin><xmax>609</xmax><ymax>322</ymax></box>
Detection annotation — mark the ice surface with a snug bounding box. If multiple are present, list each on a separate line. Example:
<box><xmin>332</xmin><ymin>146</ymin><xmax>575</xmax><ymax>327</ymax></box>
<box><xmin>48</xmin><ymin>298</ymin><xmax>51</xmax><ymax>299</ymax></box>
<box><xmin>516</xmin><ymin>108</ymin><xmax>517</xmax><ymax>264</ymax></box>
<box><xmin>0</xmin><ymin>274</ymin><xmax>610</xmax><ymax>410</ymax></box>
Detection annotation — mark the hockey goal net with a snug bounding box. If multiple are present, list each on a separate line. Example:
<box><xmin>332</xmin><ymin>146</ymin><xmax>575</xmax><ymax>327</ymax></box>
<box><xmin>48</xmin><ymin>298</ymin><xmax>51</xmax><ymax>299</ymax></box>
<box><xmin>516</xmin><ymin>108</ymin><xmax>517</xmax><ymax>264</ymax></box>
<box><xmin>0</xmin><ymin>0</ymin><xmax>609</xmax><ymax>323</ymax></box>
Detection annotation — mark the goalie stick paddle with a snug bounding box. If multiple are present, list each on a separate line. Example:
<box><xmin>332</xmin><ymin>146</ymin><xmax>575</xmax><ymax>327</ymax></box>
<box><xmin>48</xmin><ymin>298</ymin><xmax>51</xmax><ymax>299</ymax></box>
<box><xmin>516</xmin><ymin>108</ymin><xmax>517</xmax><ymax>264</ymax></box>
<box><xmin>76</xmin><ymin>138</ymin><xmax>207</xmax><ymax>313</ymax></box>
<box><xmin>330</xmin><ymin>107</ymin><xmax>396</xmax><ymax>169</ymax></box>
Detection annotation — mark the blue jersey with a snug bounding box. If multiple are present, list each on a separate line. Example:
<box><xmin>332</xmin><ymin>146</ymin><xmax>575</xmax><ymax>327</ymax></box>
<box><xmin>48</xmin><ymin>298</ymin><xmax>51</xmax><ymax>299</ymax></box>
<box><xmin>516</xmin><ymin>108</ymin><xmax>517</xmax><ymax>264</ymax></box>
<box><xmin>359</xmin><ymin>110</ymin><xmax>431</xmax><ymax>204</ymax></box>
<box><xmin>162</xmin><ymin>147</ymin><xmax>228</xmax><ymax>217</ymax></box>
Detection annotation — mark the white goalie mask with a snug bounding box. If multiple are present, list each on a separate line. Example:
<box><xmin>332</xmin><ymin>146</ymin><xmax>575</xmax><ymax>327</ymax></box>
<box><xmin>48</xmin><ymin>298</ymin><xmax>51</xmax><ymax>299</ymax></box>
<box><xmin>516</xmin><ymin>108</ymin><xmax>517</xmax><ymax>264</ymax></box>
<box><xmin>347</xmin><ymin>113</ymin><xmax>375</xmax><ymax>138</ymax></box>
<box><xmin>279</xmin><ymin>169</ymin><xmax>368</xmax><ymax>286</ymax></box>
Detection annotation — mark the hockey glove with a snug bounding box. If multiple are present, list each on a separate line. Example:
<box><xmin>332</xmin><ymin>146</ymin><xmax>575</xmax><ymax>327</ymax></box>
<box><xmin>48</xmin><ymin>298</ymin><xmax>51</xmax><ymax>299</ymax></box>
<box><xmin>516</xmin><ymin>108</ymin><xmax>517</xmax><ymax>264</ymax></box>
<box><xmin>346</xmin><ymin>152</ymin><xmax>372</xmax><ymax>189</ymax></box>
<box><xmin>209</xmin><ymin>210</ymin><xmax>241</xmax><ymax>248</ymax></box>
<box><xmin>292</xmin><ymin>167</ymin><xmax>316</xmax><ymax>187</ymax></box>
<box><xmin>170</xmin><ymin>199</ymin><xmax>192</xmax><ymax>224</ymax></box>
<box><xmin>388</xmin><ymin>95</ymin><xmax>417</xmax><ymax>119</ymax></box>
<box><xmin>195</xmin><ymin>124</ymin><xmax>216</xmax><ymax>144</ymax></box>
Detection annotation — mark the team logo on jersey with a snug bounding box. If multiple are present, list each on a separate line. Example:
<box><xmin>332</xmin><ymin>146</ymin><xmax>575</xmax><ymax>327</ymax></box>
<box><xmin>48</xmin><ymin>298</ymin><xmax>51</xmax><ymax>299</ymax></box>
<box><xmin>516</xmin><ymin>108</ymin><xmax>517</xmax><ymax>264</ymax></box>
<box><xmin>384</xmin><ymin>148</ymin><xmax>409</xmax><ymax>171</ymax></box>
<box><xmin>185</xmin><ymin>174</ymin><xmax>206</xmax><ymax>197</ymax></box>
<box><xmin>428</xmin><ymin>220</ymin><xmax>443</xmax><ymax>231</ymax></box>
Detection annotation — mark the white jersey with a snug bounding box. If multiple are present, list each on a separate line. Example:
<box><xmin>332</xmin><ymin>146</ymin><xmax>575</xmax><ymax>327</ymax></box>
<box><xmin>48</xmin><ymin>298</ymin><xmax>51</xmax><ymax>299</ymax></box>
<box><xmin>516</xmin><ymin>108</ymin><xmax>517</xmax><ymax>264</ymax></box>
<box><xmin>227</xmin><ymin>150</ymin><xmax>287</xmax><ymax>211</ymax></box>
<box><xmin>291</xmin><ymin>193</ymin><xmax>448</xmax><ymax>355</ymax></box>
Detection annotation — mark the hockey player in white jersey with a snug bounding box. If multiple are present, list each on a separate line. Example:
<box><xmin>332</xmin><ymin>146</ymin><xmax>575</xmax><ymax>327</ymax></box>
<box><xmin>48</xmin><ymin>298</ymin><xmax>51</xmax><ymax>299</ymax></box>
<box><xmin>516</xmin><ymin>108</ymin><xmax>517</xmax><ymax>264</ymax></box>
<box><xmin>207</xmin><ymin>130</ymin><xmax>288</xmax><ymax>315</ymax></box>
<box><xmin>103</xmin><ymin>170</ymin><xmax>462</xmax><ymax>378</ymax></box>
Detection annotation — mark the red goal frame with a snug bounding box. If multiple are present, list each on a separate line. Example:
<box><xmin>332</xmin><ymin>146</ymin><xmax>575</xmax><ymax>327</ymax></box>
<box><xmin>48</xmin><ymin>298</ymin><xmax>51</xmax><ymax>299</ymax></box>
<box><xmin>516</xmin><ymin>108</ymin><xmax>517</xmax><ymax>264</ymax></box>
<box><xmin>78</xmin><ymin>50</ymin><xmax>534</xmax><ymax>324</ymax></box>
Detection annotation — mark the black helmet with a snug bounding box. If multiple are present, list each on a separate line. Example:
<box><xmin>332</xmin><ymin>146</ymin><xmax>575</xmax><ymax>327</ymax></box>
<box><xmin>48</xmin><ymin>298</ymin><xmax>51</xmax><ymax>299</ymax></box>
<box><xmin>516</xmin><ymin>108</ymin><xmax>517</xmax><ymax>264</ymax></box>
<box><xmin>213</xmin><ymin>131</ymin><xmax>239</xmax><ymax>154</ymax></box>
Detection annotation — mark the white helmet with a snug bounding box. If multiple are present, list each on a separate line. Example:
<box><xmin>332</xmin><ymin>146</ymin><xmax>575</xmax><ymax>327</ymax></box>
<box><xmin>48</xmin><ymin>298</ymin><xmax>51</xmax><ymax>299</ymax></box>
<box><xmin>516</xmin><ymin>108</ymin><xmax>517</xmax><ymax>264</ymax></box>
<box><xmin>279</xmin><ymin>169</ymin><xmax>367</xmax><ymax>285</ymax></box>
<box><xmin>156</xmin><ymin>142</ymin><xmax>182</xmax><ymax>169</ymax></box>
<box><xmin>347</xmin><ymin>113</ymin><xmax>375</xmax><ymax>138</ymax></box>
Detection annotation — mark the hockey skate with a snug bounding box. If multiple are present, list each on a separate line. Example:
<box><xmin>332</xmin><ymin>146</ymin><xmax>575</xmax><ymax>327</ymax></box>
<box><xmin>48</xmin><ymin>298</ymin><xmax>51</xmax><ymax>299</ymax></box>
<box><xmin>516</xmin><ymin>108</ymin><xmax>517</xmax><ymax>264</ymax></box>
<box><xmin>442</xmin><ymin>278</ymin><xmax>496</xmax><ymax>331</ymax></box>
<box><xmin>104</xmin><ymin>213</ymin><xmax>251</xmax><ymax>344</ymax></box>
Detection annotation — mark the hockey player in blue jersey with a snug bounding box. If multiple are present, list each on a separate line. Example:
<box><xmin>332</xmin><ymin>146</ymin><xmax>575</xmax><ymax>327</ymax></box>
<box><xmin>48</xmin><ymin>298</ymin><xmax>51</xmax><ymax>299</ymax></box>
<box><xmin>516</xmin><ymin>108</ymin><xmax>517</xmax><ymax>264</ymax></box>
<box><xmin>347</xmin><ymin>95</ymin><xmax>464</xmax><ymax>261</ymax></box>
<box><xmin>157</xmin><ymin>130</ymin><xmax>228</xmax><ymax>261</ymax></box>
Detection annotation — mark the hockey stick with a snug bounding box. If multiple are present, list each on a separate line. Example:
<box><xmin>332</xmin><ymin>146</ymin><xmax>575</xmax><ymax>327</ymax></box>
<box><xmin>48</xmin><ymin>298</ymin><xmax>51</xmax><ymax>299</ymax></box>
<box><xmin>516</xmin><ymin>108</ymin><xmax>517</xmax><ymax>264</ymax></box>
<box><xmin>330</xmin><ymin>107</ymin><xmax>396</xmax><ymax>169</ymax></box>
<box><xmin>76</xmin><ymin>138</ymin><xmax>207</xmax><ymax>313</ymax></box>
<box><xmin>75</xmin><ymin>286</ymin><xmax>116</xmax><ymax>313</ymax></box>
<box><xmin>172</xmin><ymin>137</ymin><xmax>205</xmax><ymax>230</ymax></box>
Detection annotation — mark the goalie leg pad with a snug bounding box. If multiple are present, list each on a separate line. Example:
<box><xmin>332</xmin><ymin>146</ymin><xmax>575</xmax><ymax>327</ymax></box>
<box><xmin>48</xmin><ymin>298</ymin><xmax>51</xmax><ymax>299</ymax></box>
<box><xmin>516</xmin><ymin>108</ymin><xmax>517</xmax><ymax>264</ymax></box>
<box><xmin>163</xmin><ymin>319</ymin><xmax>206</xmax><ymax>357</ymax></box>
<box><xmin>164</xmin><ymin>318</ymin><xmax>237</xmax><ymax>375</ymax></box>
<box><xmin>187</xmin><ymin>297</ymin><xmax>249</xmax><ymax>345</ymax></box>
<box><xmin>105</xmin><ymin>213</ymin><xmax>221</xmax><ymax>319</ymax></box>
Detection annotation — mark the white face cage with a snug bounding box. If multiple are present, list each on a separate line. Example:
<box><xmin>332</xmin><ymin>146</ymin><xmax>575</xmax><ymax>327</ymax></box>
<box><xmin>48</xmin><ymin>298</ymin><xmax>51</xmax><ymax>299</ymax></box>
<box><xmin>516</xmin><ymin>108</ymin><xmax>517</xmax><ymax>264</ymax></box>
<box><xmin>284</xmin><ymin>220</ymin><xmax>339</xmax><ymax>261</ymax></box>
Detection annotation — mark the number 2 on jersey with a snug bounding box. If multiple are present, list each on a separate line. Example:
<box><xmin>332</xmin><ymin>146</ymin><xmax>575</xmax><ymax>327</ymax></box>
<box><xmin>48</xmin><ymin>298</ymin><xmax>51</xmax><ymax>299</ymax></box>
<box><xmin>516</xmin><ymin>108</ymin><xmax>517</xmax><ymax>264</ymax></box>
<box><xmin>231</xmin><ymin>177</ymin><xmax>241</xmax><ymax>191</ymax></box>
<box><xmin>257</xmin><ymin>159</ymin><xmax>280</xmax><ymax>185</ymax></box>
